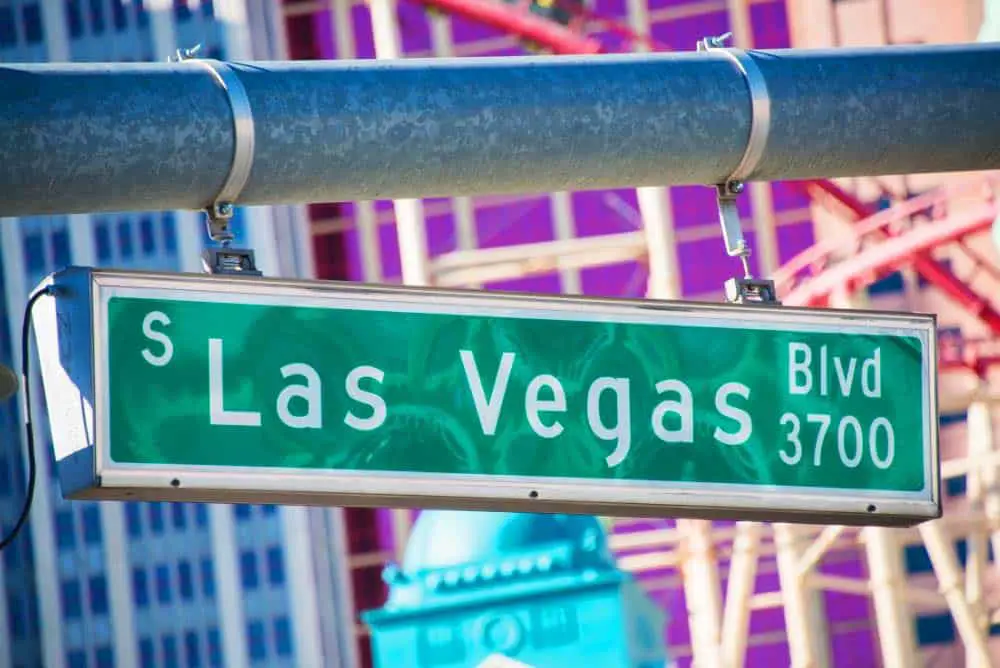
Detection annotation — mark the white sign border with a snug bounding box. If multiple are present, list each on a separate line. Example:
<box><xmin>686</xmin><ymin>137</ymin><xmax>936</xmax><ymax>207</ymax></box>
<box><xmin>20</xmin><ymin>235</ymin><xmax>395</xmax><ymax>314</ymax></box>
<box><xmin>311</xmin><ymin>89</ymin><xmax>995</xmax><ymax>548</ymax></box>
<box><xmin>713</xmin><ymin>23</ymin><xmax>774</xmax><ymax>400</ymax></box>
<box><xmin>88</xmin><ymin>269</ymin><xmax>940</xmax><ymax>524</ymax></box>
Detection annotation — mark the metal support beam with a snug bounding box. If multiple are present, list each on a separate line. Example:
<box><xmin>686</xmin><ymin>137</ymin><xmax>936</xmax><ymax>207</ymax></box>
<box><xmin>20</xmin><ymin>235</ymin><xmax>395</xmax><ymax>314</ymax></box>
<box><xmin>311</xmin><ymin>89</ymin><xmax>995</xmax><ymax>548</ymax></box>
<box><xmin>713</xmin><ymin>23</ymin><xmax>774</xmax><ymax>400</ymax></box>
<box><xmin>3</xmin><ymin>44</ymin><xmax>1000</xmax><ymax>217</ymax></box>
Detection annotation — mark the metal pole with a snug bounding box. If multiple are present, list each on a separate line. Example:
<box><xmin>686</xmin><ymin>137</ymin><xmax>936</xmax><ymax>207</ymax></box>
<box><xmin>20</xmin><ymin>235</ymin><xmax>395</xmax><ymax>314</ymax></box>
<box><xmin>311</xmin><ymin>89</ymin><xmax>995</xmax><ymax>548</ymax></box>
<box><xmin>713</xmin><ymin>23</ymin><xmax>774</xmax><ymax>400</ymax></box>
<box><xmin>2</xmin><ymin>44</ymin><xmax>1000</xmax><ymax>217</ymax></box>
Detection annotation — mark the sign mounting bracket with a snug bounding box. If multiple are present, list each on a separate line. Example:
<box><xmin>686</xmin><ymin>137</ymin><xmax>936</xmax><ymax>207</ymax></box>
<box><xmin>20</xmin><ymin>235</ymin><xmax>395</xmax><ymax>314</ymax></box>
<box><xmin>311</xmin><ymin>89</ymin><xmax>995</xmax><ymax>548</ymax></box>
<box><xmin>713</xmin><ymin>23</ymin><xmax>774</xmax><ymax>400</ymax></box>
<box><xmin>170</xmin><ymin>45</ymin><xmax>262</xmax><ymax>277</ymax></box>
<box><xmin>697</xmin><ymin>33</ymin><xmax>779</xmax><ymax>305</ymax></box>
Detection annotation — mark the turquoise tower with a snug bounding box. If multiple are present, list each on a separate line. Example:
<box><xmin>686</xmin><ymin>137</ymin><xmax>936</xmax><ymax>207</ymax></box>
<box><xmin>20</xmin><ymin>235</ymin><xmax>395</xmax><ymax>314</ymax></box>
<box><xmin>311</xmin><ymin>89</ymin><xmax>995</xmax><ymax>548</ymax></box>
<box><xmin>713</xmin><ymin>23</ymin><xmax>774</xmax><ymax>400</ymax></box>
<box><xmin>363</xmin><ymin>511</ymin><xmax>668</xmax><ymax>668</ymax></box>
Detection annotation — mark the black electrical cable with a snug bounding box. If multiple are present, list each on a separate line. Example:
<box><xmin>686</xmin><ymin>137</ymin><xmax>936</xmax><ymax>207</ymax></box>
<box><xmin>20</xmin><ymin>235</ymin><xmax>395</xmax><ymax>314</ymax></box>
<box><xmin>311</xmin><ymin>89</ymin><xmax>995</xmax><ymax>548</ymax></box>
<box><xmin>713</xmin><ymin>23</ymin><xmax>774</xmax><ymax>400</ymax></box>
<box><xmin>0</xmin><ymin>286</ymin><xmax>53</xmax><ymax>552</ymax></box>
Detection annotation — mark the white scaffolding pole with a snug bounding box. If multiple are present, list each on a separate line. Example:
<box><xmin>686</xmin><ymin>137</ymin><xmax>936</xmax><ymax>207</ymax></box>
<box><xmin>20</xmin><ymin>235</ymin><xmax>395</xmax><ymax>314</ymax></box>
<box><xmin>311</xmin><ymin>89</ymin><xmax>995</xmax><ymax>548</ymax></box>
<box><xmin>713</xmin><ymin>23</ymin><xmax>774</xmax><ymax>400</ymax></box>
<box><xmin>626</xmin><ymin>0</ymin><xmax>682</xmax><ymax>300</ymax></box>
<box><xmin>918</xmin><ymin>520</ymin><xmax>992</xmax><ymax>667</ymax></box>
<box><xmin>333</xmin><ymin>0</ymin><xmax>383</xmax><ymax>284</ymax></box>
<box><xmin>428</xmin><ymin>11</ymin><xmax>481</xmax><ymax>287</ymax></box>
<box><xmin>968</xmin><ymin>397</ymin><xmax>1000</xmax><ymax>574</ymax></box>
<box><xmin>721</xmin><ymin>522</ymin><xmax>763</xmax><ymax>667</ymax></box>
<box><xmin>774</xmin><ymin>524</ymin><xmax>832</xmax><ymax>667</ymax></box>
<box><xmin>861</xmin><ymin>527</ymin><xmax>920</xmax><ymax>667</ymax></box>
<box><xmin>725</xmin><ymin>0</ymin><xmax>779</xmax><ymax>277</ymax></box>
<box><xmin>680</xmin><ymin>519</ymin><xmax>725</xmax><ymax>667</ymax></box>
<box><xmin>368</xmin><ymin>0</ymin><xmax>426</xmax><ymax>558</ymax></box>
<box><xmin>550</xmin><ymin>191</ymin><xmax>582</xmax><ymax>293</ymax></box>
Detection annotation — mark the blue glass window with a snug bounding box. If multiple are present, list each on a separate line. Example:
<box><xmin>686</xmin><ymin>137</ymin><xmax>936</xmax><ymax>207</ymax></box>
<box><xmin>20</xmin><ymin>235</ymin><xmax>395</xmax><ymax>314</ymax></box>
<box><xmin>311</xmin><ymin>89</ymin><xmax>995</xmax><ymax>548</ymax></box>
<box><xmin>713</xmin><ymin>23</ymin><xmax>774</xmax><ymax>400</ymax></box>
<box><xmin>265</xmin><ymin>546</ymin><xmax>285</xmax><ymax>586</ymax></box>
<box><xmin>184</xmin><ymin>630</ymin><xmax>201</xmax><ymax>667</ymax></box>
<box><xmin>155</xmin><ymin>564</ymin><xmax>171</xmax><ymax>604</ymax></box>
<box><xmin>95</xmin><ymin>645</ymin><xmax>113</xmax><ymax>668</ymax></box>
<box><xmin>139</xmin><ymin>638</ymin><xmax>155</xmax><ymax>665</ymax></box>
<box><xmin>51</xmin><ymin>229</ymin><xmax>71</xmax><ymax>268</ymax></box>
<box><xmin>65</xmin><ymin>0</ymin><xmax>84</xmax><ymax>37</ymax></box>
<box><xmin>6</xmin><ymin>593</ymin><xmax>24</xmax><ymax>638</ymax></box>
<box><xmin>0</xmin><ymin>7</ymin><xmax>16</xmax><ymax>47</ymax></box>
<box><xmin>60</xmin><ymin>579</ymin><xmax>82</xmax><ymax>619</ymax></box>
<box><xmin>239</xmin><ymin>551</ymin><xmax>258</xmax><ymax>590</ymax></box>
<box><xmin>140</xmin><ymin>216</ymin><xmax>156</xmax><ymax>255</ymax></box>
<box><xmin>915</xmin><ymin>612</ymin><xmax>955</xmax><ymax>646</ymax></box>
<box><xmin>125</xmin><ymin>503</ymin><xmax>142</xmax><ymax>537</ymax></box>
<box><xmin>200</xmin><ymin>558</ymin><xmax>215</xmax><ymax>599</ymax></box>
<box><xmin>2</xmin><ymin>536</ymin><xmax>18</xmax><ymax>569</ymax></box>
<box><xmin>116</xmin><ymin>220</ymin><xmax>133</xmax><ymax>260</ymax></box>
<box><xmin>273</xmin><ymin>617</ymin><xmax>292</xmax><ymax>657</ymax></box>
<box><xmin>156</xmin><ymin>564</ymin><xmax>170</xmax><ymax>603</ymax></box>
<box><xmin>171</xmin><ymin>503</ymin><xmax>186</xmax><ymax>529</ymax></box>
<box><xmin>261</xmin><ymin>504</ymin><xmax>277</xmax><ymax>516</ymax></box>
<box><xmin>194</xmin><ymin>503</ymin><xmax>208</xmax><ymax>528</ymax></box>
<box><xmin>178</xmin><ymin>560</ymin><xmax>193</xmax><ymax>600</ymax></box>
<box><xmin>148</xmin><ymin>503</ymin><xmax>164</xmax><ymax>534</ymax></box>
<box><xmin>162</xmin><ymin>634</ymin><xmax>178</xmax><ymax>668</ymax></box>
<box><xmin>947</xmin><ymin>475</ymin><xmax>968</xmax><ymax>497</ymax></box>
<box><xmin>82</xmin><ymin>505</ymin><xmax>102</xmax><ymax>544</ymax></box>
<box><xmin>66</xmin><ymin>650</ymin><xmax>87</xmax><ymax>668</ymax></box>
<box><xmin>162</xmin><ymin>212</ymin><xmax>176</xmax><ymax>253</ymax></box>
<box><xmin>134</xmin><ymin>0</ymin><xmax>147</xmax><ymax>27</ymax></box>
<box><xmin>87</xmin><ymin>0</ymin><xmax>104</xmax><ymax>33</ymax></box>
<box><xmin>247</xmin><ymin>620</ymin><xmax>266</xmax><ymax>662</ymax></box>
<box><xmin>0</xmin><ymin>453</ymin><xmax>9</xmax><ymax>493</ymax></box>
<box><xmin>132</xmin><ymin>568</ymin><xmax>149</xmax><ymax>608</ymax></box>
<box><xmin>207</xmin><ymin>627</ymin><xmax>222</xmax><ymax>667</ymax></box>
<box><xmin>94</xmin><ymin>220</ymin><xmax>112</xmax><ymax>263</ymax></box>
<box><xmin>89</xmin><ymin>575</ymin><xmax>108</xmax><ymax>615</ymax></box>
<box><xmin>173</xmin><ymin>0</ymin><xmax>191</xmax><ymax>21</ymax></box>
<box><xmin>22</xmin><ymin>4</ymin><xmax>43</xmax><ymax>44</ymax></box>
<box><xmin>111</xmin><ymin>0</ymin><xmax>126</xmax><ymax>30</ymax></box>
<box><xmin>23</xmin><ymin>233</ymin><xmax>45</xmax><ymax>274</ymax></box>
<box><xmin>234</xmin><ymin>504</ymin><xmax>252</xmax><ymax>521</ymax></box>
<box><xmin>55</xmin><ymin>509</ymin><xmax>76</xmax><ymax>550</ymax></box>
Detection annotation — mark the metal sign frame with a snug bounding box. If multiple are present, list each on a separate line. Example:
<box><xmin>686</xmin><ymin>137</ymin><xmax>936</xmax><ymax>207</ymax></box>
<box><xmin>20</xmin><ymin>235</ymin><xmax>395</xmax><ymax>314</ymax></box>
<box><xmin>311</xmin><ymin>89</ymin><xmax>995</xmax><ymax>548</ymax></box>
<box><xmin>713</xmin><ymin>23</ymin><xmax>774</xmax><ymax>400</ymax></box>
<box><xmin>33</xmin><ymin>267</ymin><xmax>940</xmax><ymax>527</ymax></box>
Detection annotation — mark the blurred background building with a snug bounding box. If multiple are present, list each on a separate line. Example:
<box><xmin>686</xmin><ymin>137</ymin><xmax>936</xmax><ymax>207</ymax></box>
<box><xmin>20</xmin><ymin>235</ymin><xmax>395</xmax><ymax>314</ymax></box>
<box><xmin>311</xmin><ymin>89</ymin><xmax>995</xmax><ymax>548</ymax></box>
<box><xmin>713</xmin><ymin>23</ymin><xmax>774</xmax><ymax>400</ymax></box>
<box><xmin>2</xmin><ymin>0</ymin><xmax>1000</xmax><ymax>666</ymax></box>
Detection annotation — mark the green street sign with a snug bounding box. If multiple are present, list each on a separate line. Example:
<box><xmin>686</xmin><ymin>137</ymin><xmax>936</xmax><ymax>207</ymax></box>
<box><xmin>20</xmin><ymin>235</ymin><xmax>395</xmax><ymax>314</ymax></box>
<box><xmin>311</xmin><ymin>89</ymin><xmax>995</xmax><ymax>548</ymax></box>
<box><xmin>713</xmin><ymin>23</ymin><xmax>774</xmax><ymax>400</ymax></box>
<box><xmin>34</xmin><ymin>268</ymin><xmax>940</xmax><ymax>526</ymax></box>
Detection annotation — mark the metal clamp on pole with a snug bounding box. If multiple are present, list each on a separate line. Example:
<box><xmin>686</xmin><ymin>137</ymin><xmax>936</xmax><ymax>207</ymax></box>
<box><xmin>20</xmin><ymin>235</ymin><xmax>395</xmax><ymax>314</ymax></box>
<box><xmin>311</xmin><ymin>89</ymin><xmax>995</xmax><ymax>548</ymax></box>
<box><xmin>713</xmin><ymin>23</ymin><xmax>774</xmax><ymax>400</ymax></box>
<box><xmin>697</xmin><ymin>33</ymin><xmax>778</xmax><ymax>305</ymax></box>
<box><xmin>170</xmin><ymin>46</ymin><xmax>261</xmax><ymax>276</ymax></box>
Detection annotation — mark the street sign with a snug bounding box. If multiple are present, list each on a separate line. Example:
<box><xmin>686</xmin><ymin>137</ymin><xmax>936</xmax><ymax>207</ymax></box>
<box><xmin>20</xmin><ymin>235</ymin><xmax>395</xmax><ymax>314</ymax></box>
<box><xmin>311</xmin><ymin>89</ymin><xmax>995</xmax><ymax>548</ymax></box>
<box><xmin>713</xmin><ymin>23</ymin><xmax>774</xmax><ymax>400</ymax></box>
<box><xmin>33</xmin><ymin>268</ymin><xmax>940</xmax><ymax>526</ymax></box>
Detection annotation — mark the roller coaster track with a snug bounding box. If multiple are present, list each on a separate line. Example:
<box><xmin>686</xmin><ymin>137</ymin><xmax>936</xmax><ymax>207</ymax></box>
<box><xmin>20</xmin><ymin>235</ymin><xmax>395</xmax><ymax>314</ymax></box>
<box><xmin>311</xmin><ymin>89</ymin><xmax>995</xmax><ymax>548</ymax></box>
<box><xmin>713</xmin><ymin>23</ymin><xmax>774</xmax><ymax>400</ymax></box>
<box><xmin>781</xmin><ymin>175</ymin><xmax>1000</xmax><ymax>375</ymax></box>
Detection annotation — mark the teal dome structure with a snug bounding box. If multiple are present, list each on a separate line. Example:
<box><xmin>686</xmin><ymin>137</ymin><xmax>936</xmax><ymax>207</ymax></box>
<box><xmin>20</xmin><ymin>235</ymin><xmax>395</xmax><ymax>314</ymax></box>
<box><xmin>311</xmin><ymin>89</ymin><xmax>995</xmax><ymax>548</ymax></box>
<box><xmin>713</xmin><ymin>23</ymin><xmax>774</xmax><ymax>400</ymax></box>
<box><xmin>363</xmin><ymin>511</ymin><xmax>668</xmax><ymax>668</ymax></box>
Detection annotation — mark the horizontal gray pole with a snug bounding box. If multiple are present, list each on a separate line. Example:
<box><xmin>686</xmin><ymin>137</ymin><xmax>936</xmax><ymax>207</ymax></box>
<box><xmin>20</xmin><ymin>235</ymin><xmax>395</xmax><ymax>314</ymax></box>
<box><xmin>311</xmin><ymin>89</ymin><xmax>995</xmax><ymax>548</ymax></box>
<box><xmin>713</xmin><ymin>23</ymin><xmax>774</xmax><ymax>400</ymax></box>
<box><xmin>2</xmin><ymin>43</ymin><xmax>1000</xmax><ymax>217</ymax></box>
